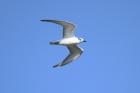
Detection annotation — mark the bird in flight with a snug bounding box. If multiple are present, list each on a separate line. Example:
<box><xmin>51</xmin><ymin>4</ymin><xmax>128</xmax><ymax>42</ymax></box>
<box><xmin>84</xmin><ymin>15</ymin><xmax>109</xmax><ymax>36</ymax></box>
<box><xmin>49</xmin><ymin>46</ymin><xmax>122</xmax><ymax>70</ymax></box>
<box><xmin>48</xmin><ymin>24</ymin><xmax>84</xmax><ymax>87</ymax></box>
<box><xmin>40</xmin><ymin>19</ymin><xmax>86</xmax><ymax>68</ymax></box>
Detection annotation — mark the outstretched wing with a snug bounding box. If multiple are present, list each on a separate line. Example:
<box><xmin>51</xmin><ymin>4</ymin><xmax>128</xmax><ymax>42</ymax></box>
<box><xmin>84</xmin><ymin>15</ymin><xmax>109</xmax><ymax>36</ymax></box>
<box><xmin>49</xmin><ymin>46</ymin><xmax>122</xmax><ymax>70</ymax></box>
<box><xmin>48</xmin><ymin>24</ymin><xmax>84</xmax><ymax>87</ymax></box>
<box><xmin>53</xmin><ymin>45</ymin><xmax>83</xmax><ymax>68</ymax></box>
<box><xmin>40</xmin><ymin>19</ymin><xmax>75</xmax><ymax>38</ymax></box>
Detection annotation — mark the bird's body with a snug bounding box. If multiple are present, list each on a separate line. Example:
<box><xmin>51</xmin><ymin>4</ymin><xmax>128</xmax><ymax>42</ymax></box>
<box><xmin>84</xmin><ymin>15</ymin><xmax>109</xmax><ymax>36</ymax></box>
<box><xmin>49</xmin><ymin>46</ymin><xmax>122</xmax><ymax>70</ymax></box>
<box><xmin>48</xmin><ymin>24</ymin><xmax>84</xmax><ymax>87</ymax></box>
<box><xmin>41</xmin><ymin>19</ymin><xmax>86</xmax><ymax>68</ymax></box>
<box><xmin>51</xmin><ymin>37</ymin><xmax>81</xmax><ymax>45</ymax></box>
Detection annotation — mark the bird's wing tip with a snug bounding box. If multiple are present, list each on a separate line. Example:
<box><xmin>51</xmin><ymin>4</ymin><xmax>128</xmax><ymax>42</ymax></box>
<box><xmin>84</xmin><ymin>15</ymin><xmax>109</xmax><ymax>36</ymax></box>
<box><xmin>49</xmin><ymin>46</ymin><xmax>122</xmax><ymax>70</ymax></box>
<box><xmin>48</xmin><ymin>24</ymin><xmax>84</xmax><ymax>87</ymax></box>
<box><xmin>40</xmin><ymin>19</ymin><xmax>48</xmax><ymax>22</ymax></box>
<box><xmin>53</xmin><ymin>64</ymin><xmax>60</xmax><ymax>68</ymax></box>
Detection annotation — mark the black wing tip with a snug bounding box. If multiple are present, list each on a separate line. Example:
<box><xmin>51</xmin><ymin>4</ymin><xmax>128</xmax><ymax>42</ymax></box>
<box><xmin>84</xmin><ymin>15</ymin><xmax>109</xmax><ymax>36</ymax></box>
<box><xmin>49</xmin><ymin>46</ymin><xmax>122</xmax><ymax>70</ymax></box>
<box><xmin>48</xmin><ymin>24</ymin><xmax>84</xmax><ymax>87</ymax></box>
<box><xmin>53</xmin><ymin>64</ymin><xmax>60</xmax><ymax>68</ymax></box>
<box><xmin>52</xmin><ymin>64</ymin><xmax>65</xmax><ymax>68</ymax></box>
<box><xmin>40</xmin><ymin>19</ymin><xmax>49</xmax><ymax>22</ymax></box>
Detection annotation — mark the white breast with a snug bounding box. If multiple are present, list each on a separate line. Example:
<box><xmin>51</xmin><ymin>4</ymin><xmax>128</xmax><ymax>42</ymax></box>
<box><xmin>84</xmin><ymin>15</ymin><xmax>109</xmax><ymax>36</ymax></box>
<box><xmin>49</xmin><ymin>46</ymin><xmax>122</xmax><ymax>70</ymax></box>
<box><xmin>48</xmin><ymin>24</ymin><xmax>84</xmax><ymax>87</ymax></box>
<box><xmin>59</xmin><ymin>37</ymin><xmax>80</xmax><ymax>45</ymax></box>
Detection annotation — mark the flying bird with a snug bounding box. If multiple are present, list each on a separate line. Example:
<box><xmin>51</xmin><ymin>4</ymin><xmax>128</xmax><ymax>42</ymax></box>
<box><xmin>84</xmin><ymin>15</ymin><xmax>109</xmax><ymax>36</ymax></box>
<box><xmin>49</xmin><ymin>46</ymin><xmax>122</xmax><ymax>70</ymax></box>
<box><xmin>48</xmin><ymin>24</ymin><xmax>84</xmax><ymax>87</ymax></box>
<box><xmin>40</xmin><ymin>19</ymin><xmax>86</xmax><ymax>68</ymax></box>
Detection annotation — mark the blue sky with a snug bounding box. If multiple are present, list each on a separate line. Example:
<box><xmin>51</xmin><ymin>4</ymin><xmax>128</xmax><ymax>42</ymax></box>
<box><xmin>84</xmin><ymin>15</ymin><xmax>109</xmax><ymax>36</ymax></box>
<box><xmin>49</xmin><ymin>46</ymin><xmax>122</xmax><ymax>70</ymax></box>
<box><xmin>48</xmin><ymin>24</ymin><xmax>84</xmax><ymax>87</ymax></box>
<box><xmin>0</xmin><ymin>0</ymin><xmax>140</xmax><ymax>93</ymax></box>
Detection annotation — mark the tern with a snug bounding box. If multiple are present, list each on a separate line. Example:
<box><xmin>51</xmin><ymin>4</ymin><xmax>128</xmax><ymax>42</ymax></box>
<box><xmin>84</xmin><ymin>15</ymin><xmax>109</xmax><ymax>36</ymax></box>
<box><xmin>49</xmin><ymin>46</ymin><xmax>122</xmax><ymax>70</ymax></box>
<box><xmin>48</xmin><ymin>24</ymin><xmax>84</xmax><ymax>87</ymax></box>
<box><xmin>41</xmin><ymin>19</ymin><xmax>86</xmax><ymax>68</ymax></box>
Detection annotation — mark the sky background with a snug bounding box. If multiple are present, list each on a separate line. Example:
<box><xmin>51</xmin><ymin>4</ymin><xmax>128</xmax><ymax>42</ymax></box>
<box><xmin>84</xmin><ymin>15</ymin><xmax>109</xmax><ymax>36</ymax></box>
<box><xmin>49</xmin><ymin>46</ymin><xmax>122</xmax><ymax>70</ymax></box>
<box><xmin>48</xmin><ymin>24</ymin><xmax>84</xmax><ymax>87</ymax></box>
<box><xmin>0</xmin><ymin>0</ymin><xmax>140</xmax><ymax>93</ymax></box>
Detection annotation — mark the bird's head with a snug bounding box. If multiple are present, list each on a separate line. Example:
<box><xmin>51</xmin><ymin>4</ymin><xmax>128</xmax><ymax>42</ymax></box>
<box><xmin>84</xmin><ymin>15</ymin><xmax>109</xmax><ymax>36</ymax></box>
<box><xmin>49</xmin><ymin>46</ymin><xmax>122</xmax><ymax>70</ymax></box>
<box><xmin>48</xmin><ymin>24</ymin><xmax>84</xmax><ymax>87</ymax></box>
<box><xmin>78</xmin><ymin>38</ymin><xmax>87</xmax><ymax>43</ymax></box>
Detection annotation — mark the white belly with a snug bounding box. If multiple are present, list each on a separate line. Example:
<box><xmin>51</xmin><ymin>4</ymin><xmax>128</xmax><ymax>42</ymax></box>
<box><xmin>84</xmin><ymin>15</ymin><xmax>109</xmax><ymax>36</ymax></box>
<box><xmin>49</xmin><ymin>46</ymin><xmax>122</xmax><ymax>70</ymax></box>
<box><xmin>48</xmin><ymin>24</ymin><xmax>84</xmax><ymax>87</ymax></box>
<box><xmin>59</xmin><ymin>37</ymin><xmax>80</xmax><ymax>45</ymax></box>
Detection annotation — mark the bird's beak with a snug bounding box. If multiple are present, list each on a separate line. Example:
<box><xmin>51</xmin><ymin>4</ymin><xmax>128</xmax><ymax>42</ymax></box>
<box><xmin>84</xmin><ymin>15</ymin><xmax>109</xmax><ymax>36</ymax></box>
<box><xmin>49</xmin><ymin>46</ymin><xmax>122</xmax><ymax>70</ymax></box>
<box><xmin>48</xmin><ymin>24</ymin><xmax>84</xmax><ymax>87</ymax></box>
<box><xmin>83</xmin><ymin>40</ymin><xmax>87</xmax><ymax>42</ymax></box>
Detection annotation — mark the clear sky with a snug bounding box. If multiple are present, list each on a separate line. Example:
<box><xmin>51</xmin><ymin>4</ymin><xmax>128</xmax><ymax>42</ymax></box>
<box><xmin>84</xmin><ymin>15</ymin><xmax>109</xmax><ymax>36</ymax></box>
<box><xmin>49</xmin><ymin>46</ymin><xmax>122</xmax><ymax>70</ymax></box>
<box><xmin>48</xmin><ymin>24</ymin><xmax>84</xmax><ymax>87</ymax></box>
<box><xmin>0</xmin><ymin>0</ymin><xmax>140</xmax><ymax>93</ymax></box>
